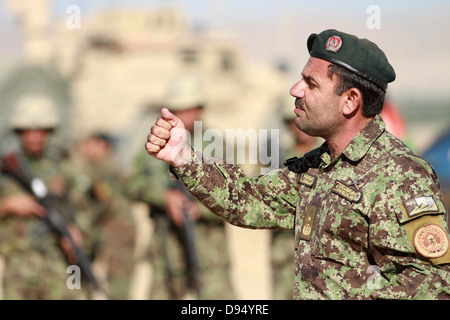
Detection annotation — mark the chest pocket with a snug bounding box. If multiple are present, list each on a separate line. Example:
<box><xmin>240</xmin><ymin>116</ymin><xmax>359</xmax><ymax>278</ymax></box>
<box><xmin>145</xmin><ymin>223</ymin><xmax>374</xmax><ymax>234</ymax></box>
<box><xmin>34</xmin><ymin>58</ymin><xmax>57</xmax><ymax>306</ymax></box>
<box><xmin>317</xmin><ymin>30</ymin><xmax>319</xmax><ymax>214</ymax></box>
<box><xmin>295</xmin><ymin>175</ymin><xmax>369</xmax><ymax>256</ymax></box>
<box><xmin>318</xmin><ymin>189</ymin><xmax>368</xmax><ymax>254</ymax></box>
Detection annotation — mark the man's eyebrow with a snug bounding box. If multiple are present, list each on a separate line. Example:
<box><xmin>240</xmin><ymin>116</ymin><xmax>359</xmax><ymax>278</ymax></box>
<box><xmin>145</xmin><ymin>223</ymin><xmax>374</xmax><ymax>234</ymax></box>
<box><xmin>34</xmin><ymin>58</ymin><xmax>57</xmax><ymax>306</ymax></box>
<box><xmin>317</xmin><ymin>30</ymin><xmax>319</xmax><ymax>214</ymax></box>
<box><xmin>301</xmin><ymin>73</ymin><xmax>318</xmax><ymax>84</ymax></box>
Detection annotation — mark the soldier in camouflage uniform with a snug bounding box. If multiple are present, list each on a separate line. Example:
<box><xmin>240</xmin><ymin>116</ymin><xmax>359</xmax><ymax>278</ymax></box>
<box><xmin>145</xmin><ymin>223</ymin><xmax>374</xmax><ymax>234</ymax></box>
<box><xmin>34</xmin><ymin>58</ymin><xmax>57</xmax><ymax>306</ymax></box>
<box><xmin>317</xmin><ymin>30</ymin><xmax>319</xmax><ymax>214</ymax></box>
<box><xmin>126</xmin><ymin>73</ymin><xmax>236</xmax><ymax>300</ymax></box>
<box><xmin>69</xmin><ymin>132</ymin><xmax>136</xmax><ymax>299</ymax></box>
<box><xmin>0</xmin><ymin>95</ymin><xmax>88</xmax><ymax>299</ymax></box>
<box><xmin>145</xmin><ymin>30</ymin><xmax>450</xmax><ymax>299</ymax></box>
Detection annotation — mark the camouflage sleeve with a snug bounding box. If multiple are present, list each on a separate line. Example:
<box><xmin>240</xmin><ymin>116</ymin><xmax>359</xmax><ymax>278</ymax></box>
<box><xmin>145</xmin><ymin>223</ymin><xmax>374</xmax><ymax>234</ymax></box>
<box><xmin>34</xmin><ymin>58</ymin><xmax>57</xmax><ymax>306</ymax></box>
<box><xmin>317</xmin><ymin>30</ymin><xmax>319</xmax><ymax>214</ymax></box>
<box><xmin>368</xmin><ymin>154</ymin><xmax>450</xmax><ymax>299</ymax></box>
<box><xmin>171</xmin><ymin>149</ymin><xmax>297</xmax><ymax>230</ymax></box>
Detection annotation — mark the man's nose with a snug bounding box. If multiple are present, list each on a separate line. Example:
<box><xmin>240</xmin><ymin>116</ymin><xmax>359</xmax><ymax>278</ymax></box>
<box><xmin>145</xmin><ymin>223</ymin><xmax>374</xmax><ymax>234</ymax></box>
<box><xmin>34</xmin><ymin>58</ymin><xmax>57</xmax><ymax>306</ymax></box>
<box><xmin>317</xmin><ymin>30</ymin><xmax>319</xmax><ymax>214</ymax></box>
<box><xmin>290</xmin><ymin>80</ymin><xmax>306</xmax><ymax>98</ymax></box>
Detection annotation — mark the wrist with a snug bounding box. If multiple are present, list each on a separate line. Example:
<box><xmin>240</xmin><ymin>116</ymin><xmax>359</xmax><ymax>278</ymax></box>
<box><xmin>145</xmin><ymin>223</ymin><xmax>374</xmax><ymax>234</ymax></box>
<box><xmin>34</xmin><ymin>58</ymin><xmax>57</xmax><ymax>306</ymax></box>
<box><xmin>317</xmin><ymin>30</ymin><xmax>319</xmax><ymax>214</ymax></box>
<box><xmin>170</xmin><ymin>146</ymin><xmax>194</xmax><ymax>168</ymax></box>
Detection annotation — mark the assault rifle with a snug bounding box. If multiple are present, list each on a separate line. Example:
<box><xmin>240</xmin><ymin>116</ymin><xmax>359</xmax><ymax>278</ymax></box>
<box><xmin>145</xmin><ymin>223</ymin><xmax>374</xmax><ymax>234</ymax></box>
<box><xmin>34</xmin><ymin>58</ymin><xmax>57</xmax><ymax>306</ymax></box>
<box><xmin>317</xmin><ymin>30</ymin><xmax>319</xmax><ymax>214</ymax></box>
<box><xmin>1</xmin><ymin>151</ymin><xmax>108</xmax><ymax>299</ymax></box>
<box><xmin>170</xmin><ymin>179</ymin><xmax>202</xmax><ymax>298</ymax></box>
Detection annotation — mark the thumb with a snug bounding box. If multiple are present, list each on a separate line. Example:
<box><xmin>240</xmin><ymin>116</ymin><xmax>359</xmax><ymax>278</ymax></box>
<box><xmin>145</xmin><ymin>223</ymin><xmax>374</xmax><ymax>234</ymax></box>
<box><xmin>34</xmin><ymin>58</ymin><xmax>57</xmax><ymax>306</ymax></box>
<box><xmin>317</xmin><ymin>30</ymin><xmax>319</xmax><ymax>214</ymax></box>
<box><xmin>161</xmin><ymin>107</ymin><xmax>183</xmax><ymax>129</ymax></box>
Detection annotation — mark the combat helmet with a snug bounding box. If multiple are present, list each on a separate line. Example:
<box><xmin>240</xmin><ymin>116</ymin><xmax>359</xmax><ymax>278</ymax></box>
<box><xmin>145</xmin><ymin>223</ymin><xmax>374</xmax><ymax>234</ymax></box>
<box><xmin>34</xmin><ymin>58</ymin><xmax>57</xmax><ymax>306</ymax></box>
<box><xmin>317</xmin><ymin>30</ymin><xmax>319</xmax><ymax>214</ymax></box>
<box><xmin>165</xmin><ymin>73</ymin><xmax>207</xmax><ymax>111</ymax></box>
<box><xmin>10</xmin><ymin>94</ymin><xmax>60</xmax><ymax>131</ymax></box>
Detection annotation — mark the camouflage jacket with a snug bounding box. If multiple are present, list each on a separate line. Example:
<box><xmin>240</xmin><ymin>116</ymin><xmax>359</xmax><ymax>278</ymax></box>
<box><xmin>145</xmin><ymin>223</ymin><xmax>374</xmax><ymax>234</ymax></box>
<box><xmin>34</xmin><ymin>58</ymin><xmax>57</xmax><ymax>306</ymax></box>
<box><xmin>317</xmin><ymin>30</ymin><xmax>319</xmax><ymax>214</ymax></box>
<box><xmin>171</xmin><ymin>115</ymin><xmax>450</xmax><ymax>299</ymax></box>
<box><xmin>0</xmin><ymin>152</ymin><xmax>75</xmax><ymax>255</ymax></box>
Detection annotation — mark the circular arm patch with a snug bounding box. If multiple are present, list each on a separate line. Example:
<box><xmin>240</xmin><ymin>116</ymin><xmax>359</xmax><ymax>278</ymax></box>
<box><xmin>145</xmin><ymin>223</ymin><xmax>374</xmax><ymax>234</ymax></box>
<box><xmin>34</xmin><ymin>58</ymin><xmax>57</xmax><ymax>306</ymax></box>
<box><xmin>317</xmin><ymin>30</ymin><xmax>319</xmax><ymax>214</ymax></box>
<box><xmin>413</xmin><ymin>224</ymin><xmax>449</xmax><ymax>259</ymax></box>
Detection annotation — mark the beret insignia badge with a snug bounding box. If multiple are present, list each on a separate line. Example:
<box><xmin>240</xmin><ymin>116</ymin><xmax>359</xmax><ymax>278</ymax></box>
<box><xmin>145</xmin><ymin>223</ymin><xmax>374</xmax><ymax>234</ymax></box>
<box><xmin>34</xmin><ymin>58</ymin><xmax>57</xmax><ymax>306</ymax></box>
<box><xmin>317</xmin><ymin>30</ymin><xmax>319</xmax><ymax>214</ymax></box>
<box><xmin>325</xmin><ymin>35</ymin><xmax>342</xmax><ymax>52</ymax></box>
<box><xmin>414</xmin><ymin>224</ymin><xmax>449</xmax><ymax>259</ymax></box>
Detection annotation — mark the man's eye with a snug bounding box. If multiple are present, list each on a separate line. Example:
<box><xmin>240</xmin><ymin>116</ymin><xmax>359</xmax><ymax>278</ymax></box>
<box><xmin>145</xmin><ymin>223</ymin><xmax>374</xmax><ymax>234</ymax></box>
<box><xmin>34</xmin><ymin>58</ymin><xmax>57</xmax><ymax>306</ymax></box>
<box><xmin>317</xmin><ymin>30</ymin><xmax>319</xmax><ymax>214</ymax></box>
<box><xmin>307</xmin><ymin>82</ymin><xmax>316</xmax><ymax>89</ymax></box>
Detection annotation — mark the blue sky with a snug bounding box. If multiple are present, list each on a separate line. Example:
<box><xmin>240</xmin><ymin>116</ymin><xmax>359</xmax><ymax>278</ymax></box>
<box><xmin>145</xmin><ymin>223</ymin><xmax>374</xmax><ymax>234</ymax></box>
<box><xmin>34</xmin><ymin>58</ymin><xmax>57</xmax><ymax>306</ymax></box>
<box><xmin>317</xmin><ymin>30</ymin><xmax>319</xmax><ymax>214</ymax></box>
<box><xmin>0</xmin><ymin>0</ymin><xmax>448</xmax><ymax>25</ymax></box>
<box><xmin>17</xmin><ymin>0</ymin><xmax>448</xmax><ymax>27</ymax></box>
<box><xmin>2</xmin><ymin>0</ymin><xmax>450</xmax><ymax>31</ymax></box>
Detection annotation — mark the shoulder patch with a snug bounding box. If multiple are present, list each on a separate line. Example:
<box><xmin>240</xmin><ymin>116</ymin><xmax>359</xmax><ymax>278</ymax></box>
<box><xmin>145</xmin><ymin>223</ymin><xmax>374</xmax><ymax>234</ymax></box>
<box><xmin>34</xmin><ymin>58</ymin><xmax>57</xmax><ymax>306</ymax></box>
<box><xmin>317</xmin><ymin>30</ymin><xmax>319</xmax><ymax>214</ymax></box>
<box><xmin>403</xmin><ymin>214</ymin><xmax>450</xmax><ymax>265</ymax></box>
<box><xmin>414</xmin><ymin>224</ymin><xmax>449</xmax><ymax>259</ymax></box>
<box><xmin>402</xmin><ymin>196</ymin><xmax>440</xmax><ymax>218</ymax></box>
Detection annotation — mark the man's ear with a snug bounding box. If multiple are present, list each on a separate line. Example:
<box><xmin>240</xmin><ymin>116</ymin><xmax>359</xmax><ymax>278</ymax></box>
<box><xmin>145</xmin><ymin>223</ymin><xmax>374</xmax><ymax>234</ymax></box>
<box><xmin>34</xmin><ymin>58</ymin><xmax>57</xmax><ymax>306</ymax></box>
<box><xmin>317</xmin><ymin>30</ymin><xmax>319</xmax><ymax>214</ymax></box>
<box><xmin>342</xmin><ymin>88</ymin><xmax>363</xmax><ymax>117</ymax></box>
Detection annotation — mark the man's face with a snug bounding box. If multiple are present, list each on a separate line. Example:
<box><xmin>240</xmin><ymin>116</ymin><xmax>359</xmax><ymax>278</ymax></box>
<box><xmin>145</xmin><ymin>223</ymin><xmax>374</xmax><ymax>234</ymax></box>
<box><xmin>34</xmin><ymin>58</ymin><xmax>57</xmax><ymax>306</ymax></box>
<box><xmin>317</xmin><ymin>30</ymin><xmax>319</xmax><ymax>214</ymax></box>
<box><xmin>289</xmin><ymin>57</ymin><xmax>345</xmax><ymax>139</ymax></box>
<box><xmin>19</xmin><ymin>129</ymin><xmax>50</xmax><ymax>156</ymax></box>
<box><xmin>80</xmin><ymin>137</ymin><xmax>111</xmax><ymax>163</ymax></box>
<box><xmin>173</xmin><ymin>106</ymin><xmax>203</xmax><ymax>133</ymax></box>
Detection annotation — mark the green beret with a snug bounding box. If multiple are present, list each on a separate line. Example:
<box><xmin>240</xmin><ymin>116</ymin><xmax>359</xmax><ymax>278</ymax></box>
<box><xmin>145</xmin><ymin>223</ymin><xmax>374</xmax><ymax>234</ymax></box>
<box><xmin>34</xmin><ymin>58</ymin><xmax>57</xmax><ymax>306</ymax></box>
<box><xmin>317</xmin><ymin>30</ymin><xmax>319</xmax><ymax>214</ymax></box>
<box><xmin>307</xmin><ymin>29</ymin><xmax>396</xmax><ymax>91</ymax></box>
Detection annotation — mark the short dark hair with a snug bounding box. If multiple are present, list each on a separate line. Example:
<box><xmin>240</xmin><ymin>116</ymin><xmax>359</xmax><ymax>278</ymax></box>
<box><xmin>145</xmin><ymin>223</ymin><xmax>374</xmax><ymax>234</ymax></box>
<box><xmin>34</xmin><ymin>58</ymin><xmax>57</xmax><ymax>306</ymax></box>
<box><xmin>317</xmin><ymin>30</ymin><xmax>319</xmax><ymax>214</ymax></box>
<box><xmin>327</xmin><ymin>64</ymin><xmax>386</xmax><ymax>117</ymax></box>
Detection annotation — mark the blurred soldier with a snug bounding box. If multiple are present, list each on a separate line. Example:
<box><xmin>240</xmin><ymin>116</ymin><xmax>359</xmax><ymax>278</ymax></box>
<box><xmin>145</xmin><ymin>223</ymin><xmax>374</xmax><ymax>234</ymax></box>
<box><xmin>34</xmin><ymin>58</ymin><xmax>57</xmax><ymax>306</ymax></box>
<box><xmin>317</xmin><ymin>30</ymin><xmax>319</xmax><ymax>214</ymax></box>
<box><xmin>0</xmin><ymin>94</ymin><xmax>88</xmax><ymax>299</ymax></box>
<box><xmin>269</xmin><ymin>97</ymin><xmax>321</xmax><ymax>300</ymax></box>
<box><xmin>69</xmin><ymin>132</ymin><xmax>136</xmax><ymax>299</ymax></box>
<box><xmin>126</xmin><ymin>73</ymin><xmax>236</xmax><ymax>300</ymax></box>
